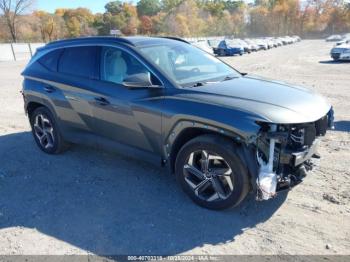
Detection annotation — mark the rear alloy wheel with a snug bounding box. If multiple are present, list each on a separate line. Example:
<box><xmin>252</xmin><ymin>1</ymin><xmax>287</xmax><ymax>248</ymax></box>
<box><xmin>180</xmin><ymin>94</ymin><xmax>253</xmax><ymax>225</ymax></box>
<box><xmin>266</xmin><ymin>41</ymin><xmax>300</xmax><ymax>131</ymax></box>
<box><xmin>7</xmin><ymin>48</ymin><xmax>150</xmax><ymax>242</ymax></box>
<box><xmin>30</xmin><ymin>107</ymin><xmax>68</xmax><ymax>154</ymax></box>
<box><xmin>175</xmin><ymin>135</ymin><xmax>249</xmax><ymax>210</ymax></box>
<box><xmin>33</xmin><ymin>113</ymin><xmax>55</xmax><ymax>150</ymax></box>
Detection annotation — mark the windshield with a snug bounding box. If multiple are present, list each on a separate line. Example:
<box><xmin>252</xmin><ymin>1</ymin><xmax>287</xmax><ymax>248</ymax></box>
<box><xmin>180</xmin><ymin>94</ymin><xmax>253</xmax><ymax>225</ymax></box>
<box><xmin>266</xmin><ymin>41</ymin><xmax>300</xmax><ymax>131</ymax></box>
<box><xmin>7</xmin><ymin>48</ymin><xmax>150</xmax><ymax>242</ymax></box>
<box><xmin>139</xmin><ymin>42</ymin><xmax>240</xmax><ymax>86</ymax></box>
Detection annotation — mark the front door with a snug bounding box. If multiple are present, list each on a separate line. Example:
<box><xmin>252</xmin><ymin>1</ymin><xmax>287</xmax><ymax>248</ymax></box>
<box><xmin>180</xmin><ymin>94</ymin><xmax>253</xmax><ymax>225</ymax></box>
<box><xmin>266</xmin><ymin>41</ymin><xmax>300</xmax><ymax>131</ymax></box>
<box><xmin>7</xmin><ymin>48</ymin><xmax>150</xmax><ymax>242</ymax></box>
<box><xmin>90</xmin><ymin>46</ymin><xmax>164</xmax><ymax>154</ymax></box>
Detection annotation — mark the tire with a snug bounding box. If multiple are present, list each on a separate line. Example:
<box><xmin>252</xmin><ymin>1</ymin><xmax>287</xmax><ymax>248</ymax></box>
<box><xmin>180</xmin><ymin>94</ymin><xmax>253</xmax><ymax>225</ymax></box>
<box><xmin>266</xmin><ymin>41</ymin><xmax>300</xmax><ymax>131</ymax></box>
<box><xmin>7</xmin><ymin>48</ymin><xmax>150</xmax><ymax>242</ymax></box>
<box><xmin>29</xmin><ymin>107</ymin><xmax>69</xmax><ymax>154</ymax></box>
<box><xmin>219</xmin><ymin>49</ymin><xmax>226</xmax><ymax>56</ymax></box>
<box><xmin>175</xmin><ymin>135</ymin><xmax>249</xmax><ymax>210</ymax></box>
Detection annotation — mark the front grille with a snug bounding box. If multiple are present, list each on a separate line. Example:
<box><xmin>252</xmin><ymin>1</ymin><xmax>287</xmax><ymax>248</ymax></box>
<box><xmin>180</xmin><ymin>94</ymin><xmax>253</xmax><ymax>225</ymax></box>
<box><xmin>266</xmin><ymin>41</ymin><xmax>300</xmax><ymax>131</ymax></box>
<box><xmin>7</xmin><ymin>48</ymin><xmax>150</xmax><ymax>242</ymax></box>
<box><xmin>331</xmin><ymin>53</ymin><xmax>340</xmax><ymax>59</ymax></box>
<box><xmin>287</xmin><ymin>113</ymin><xmax>329</xmax><ymax>150</ymax></box>
<box><xmin>288</xmin><ymin>124</ymin><xmax>316</xmax><ymax>149</ymax></box>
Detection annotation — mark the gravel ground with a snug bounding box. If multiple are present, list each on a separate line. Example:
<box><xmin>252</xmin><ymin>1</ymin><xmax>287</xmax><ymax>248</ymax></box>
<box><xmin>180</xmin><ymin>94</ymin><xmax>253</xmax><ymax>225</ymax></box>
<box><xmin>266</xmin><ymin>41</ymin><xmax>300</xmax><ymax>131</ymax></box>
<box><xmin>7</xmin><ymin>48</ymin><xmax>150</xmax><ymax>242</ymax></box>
<box><xmin>0</xmin><ymin>40</ymin><xmax>349</xmax><ymax>255</ymax></box>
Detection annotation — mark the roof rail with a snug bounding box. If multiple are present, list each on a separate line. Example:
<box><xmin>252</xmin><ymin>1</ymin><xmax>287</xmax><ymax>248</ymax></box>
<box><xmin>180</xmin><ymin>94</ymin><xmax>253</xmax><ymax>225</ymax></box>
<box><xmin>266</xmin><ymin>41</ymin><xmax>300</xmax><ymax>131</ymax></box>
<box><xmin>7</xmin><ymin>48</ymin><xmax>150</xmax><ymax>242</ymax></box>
<box><xmin>46</xmin><ymin>36</ymin><xmax>135</xmax><ymax>46</ymax></box>
<box><xmin>159</xmin><ymin>36</ymin><xmax>190</xmax><ymax>44</ymax></box>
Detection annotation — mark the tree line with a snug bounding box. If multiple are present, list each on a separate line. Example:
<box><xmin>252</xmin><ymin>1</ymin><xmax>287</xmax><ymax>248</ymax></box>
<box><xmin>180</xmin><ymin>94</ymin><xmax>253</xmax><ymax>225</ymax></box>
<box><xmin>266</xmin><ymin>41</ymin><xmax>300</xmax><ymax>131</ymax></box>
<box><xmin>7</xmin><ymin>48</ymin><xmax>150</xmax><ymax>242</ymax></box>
<box><xmin>1</xmin><ymin>0</ymin><xmax>350</xmax><ymax>43</ymax></box>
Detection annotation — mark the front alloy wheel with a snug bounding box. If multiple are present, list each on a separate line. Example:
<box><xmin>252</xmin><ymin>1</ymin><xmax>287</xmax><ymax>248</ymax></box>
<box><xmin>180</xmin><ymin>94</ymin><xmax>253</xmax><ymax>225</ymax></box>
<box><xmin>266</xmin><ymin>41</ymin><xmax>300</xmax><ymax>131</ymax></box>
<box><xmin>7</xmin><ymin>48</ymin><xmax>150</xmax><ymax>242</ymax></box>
<box><xmin>183</xmin><ymin>150</ymin><xmax>234</xmax><ymax>202</ymax></box>
<box><xmin>175</xmin><ymin>135</ymin><xmax>249</xmax><ymax>210</ymax></box>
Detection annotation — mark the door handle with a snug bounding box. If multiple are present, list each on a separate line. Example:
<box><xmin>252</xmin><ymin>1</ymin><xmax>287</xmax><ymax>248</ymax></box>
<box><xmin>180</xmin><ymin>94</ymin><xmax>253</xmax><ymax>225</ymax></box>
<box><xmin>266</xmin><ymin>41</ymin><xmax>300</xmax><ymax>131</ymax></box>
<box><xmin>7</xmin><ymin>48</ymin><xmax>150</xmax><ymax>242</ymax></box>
<box><xmin>94</xmin><ymin>97</ymin><xmax>110</xmax><ymax>106</ymax></box>
<box><xmin>44</xmin><ymin>85</ymin><xmax>55</xmax><ymax>93</ymax></box>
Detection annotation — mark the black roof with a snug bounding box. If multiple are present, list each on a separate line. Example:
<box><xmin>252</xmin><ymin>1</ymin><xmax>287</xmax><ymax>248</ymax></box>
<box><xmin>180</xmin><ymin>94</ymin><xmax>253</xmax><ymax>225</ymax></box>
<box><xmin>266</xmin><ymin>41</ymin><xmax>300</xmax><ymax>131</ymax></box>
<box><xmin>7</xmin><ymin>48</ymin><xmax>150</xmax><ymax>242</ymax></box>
<box><xmin>42</xmin><ymin>36</ymin><xmax>189</xmax><ymax>51</ymax></box>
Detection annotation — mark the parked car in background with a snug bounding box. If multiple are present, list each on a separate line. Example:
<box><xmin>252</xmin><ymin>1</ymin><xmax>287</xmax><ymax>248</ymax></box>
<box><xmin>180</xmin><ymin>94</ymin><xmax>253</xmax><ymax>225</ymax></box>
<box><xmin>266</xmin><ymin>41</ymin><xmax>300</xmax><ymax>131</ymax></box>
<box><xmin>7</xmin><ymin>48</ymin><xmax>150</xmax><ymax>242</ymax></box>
<box><xmin>335</xmin><ymin>38</ymin><xmax>350</xmax><ymax>46</ymax></box>
<box><xmin>236</xmin><ymin>39</ymin><xmax>252</xmax><ymax>53</ymax></box>
<box><xmin>22</xmin><ymin>36</ymin><xmax>334</xmax><ymax>210</ymax></box>
<box><xmin>214</xmin><ymin>39</ymin><xmax>244</xmax><ymax>56</ymax></box>
<box><xmin>207</xmin><ymin>39</ymin><xmax>220</xmax><ymax>49</ymax></box>
<box><xmin>244</xmin><ymin>39</ymin><xmax>259</xmax><ymax>52</ymax></box>
<box><xmin>330</xmin><ymin>43</ymin><xmax>350</xmax><ymax>61</ymax></box>
<box><xmin>256</xmin><ymin>39</ymin><xmax>268</xmax><ymax>50</ymax></box>
<box><xmin>326</xmin><ymin>35</ymin><xmax>343</xmax><ymax>42</ymax></box>
<box><xmin>274</xmin><ymin>38</ymin><xmax>283</xmax><ymax>47</ymax></box>
<box><xmin>183</xmin><ymin>35</ymin><xmax>300</xmax><ymax>55</ymax></box>
<box><xmin>280</xmin><ymin>37</ymin><xmax>289</xmax><ymax>45</ymax></box>
<box><xmin>292</xmin><ymin>35</ymin><xmax>301</xmax><ymax>42</ymax></box>
<box><xmin>263</xmin><ymin>38</ymin><xmax>275</xmax><ymax>49</ymax></box>
<box><xmin>190</xmin><ymin>40</ymin><xmax>214</xmax><ymax>54</ymax></box>
<box><xmin>207</xmin><ymin>39</ymin><xmax>220</xmax><ymax>55</ymax></box>
<box><xmin>286</xmin><ymin>36</ymin><xmax>295</xmax><ymax>44</ymax></box>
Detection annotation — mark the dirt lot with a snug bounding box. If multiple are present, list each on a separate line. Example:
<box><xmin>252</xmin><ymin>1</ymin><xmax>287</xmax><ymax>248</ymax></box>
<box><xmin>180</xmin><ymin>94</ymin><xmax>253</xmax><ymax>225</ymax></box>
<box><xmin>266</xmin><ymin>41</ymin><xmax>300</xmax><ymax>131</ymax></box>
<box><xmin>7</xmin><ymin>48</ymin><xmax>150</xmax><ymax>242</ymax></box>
<box><xmin>0</xmin><ymin>40</ymin><xmax>349</xmax><ymax>255</ymax></box>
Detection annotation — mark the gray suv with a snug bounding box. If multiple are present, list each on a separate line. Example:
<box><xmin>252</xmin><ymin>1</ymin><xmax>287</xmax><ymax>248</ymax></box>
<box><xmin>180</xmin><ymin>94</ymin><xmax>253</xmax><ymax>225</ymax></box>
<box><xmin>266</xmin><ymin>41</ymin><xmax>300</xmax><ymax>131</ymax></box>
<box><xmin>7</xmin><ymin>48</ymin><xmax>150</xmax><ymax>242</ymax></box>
<box><xmin>22</xmin><ymin>37</ymin><xmax>334</xmax><ymax>210</ymax></box>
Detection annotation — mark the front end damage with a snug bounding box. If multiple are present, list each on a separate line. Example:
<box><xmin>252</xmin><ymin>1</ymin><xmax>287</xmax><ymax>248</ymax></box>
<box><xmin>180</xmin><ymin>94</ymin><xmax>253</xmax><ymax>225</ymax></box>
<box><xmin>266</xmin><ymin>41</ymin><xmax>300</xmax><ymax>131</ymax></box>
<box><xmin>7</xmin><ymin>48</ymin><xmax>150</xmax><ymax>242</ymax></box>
<box><xmin>255</xmin><ymin>107</ymin><xmax>334</xmax><ymax>200</ymax></box>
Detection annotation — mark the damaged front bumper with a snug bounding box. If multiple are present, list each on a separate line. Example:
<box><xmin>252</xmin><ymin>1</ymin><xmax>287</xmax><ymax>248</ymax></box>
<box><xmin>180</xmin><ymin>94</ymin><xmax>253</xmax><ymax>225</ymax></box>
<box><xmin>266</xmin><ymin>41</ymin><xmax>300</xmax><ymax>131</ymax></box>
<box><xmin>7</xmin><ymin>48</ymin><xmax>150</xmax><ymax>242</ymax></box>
<box><xmin>255</xmin><ymin>108</ymin><xmax>334</xmax><ymax>200</ymax></box>
<box><xmin>280</xmin><ymin>138</ymin><xmax>319</xmax><ymax>167</ymax></box>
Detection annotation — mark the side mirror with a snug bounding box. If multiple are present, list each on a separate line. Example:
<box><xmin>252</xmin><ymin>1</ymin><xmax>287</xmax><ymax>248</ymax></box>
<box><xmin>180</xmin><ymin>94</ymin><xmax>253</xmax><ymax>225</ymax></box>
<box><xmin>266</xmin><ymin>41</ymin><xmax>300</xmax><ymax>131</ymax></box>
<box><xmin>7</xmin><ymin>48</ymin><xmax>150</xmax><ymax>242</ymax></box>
<box><xmin>122</xmin><ymin>73</ymin><xmax>162</xmax><ymax>89</ymax></box>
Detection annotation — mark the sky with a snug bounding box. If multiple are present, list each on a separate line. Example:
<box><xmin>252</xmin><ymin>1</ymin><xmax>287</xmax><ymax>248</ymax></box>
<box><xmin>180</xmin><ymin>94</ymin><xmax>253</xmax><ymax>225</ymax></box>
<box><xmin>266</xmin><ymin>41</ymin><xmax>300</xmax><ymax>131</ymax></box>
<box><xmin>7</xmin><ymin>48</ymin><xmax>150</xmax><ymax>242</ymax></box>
<box><xmin>35</xmin><ymin>0</ymin><xmax>132</xmax><ymax>14</ymax></box>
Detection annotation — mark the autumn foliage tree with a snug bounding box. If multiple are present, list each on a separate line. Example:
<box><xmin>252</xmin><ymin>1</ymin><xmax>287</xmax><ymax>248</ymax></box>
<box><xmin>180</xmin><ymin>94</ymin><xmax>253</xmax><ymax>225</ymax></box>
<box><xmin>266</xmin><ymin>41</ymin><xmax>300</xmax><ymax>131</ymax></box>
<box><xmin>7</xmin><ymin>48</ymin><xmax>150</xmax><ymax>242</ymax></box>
<box><xmin>0</xmin><ymin>0</ymin><xmax>33</xmax><ymax>42</ymax></box>
<box><xmin>139</xmin><ymin>15</ymin><xmax>153</xmax><ymax>35</ymax></box>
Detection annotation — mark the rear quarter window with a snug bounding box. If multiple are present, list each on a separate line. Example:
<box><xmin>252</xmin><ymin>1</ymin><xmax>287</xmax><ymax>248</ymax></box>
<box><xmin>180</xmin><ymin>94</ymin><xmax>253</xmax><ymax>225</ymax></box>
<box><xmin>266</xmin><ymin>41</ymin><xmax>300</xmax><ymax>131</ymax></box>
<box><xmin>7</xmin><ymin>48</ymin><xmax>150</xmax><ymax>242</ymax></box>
<box><xmin>58</xmin><ymin>46</ymin><xmax>98</xmax><ymax>78</ymax></box>
<box><xmin>38</xmin><ymin>49</ymin><xmax>63</xmax><ymax>72</ymax></box>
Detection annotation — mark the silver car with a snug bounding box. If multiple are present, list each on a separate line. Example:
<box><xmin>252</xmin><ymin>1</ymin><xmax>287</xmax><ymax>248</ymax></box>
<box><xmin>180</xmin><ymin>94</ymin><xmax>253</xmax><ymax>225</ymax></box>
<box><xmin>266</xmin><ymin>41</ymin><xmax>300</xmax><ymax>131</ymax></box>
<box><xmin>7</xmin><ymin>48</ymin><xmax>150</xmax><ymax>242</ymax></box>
<box><xmin>330</xmin><ymin>43</ymin><xmax>350</xmax><ymax>61</ymax></box>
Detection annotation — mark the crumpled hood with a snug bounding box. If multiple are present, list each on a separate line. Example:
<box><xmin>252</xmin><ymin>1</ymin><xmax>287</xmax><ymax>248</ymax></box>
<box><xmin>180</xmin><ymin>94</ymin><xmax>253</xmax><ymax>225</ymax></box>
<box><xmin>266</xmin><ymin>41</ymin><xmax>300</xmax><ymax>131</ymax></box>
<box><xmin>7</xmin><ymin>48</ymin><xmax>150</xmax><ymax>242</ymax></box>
<box><xmin>181</xmin><ymin>75</ymin><xmax>331</xmax><ymax>124</ymax></box>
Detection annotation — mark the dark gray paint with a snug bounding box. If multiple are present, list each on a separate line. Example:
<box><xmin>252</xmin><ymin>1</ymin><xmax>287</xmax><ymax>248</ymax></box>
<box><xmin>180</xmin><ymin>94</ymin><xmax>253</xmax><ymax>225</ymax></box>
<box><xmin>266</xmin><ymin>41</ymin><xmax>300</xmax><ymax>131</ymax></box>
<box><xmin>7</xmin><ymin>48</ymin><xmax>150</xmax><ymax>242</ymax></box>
<box><xmin>22</xmin><ymin>36</ymin><xmax>332</xmax><ymax>169</ymax></box>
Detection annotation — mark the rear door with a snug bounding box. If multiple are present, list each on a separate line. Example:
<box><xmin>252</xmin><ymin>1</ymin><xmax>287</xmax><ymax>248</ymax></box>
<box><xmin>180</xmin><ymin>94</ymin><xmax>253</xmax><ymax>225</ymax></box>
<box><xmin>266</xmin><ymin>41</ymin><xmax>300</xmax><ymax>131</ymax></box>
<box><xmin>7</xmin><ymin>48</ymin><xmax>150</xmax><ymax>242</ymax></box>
<box><xmin>55</xmin><ymin>46</ymin><xmax>99</xmax><ymax>134</ymax></box>
<box><xmin>89</xmin><ymin>46</ymin><xmax>164</xmax><ymax>154</ymax></box>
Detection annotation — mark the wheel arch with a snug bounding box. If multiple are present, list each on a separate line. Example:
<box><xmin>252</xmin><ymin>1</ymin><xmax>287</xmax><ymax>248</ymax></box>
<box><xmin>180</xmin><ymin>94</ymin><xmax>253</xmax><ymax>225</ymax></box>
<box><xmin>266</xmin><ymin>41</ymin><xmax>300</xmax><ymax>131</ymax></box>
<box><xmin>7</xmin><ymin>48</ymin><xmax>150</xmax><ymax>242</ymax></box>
<box><xmin>167</xmin><ymin>123</ymin><xmax>245</xmax><ymax>174</ymax></box>
<box><xmin>167</xmin><ymin>123</ymin><xmax>259</xmax><ymax>192</ymax></box>
<box><xmin>27</xmin><ymin>101</ymin><xmax>46</xmax><ymax>118</ymax></box>
<box><xmin>25</xmin><ymin>96</ymin><xmax>59</xmax><ymax>122</ymax></box>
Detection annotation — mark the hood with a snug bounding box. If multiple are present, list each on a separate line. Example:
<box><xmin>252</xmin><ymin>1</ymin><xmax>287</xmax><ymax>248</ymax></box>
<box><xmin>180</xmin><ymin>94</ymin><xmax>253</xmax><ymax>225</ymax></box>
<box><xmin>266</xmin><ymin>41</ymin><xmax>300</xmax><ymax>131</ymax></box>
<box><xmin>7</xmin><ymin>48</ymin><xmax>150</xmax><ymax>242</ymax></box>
<box><xmin>332</xmin><ymin>43</ymin><xmax>350</xmax><ymax>51</ymax></box>
<box><xmin>180</xmin><ymin>75</ymin><xmax>331</xmax><ymax>124</ymax></box>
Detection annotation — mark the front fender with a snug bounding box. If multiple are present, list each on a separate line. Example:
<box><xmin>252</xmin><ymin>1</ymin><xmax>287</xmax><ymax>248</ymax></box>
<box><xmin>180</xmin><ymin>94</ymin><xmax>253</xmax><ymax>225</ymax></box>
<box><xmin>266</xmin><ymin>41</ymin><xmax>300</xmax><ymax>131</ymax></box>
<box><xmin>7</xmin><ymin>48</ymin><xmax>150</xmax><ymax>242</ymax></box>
<box><xmin>161</xmin><ymin>94</ymin><xmax>264</xmax><ymax>160</ymax></box>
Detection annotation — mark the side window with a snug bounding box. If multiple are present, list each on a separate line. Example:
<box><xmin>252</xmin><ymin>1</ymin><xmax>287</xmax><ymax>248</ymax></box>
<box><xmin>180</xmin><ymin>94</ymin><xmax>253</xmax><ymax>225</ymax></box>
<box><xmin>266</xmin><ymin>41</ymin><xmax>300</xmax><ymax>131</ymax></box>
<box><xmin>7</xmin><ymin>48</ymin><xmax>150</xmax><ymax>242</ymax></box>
<box><xmin>58</xmin><ymin>46</ymin><xmax>97</xmax><ymax>78</ymax></box>
<box><xmin>100</xmin><ymin>47</ymin><xmax>161</xmax><ymax>86</ymax></box>
<box><xmin>38</xmin><ymin>49</ymin><xmax>63</xmax><ymax>72</ymax></box>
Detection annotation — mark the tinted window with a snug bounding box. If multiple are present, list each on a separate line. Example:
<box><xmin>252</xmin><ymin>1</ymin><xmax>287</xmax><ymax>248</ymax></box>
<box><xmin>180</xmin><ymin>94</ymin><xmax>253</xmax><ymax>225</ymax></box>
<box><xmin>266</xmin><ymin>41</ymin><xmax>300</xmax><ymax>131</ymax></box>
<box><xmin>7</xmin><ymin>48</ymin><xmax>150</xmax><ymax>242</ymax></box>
<box><xmin>38</xmin><ymin>49</ymin><xmax>63</xmax><ymax>72</ymax></box>
<box><xmin>58</xmin><ymin>46</ymin><xmax>97</xmax><ymax>78</ymax></box>
<box><xmin>101</xmin><ymin>47</ymin><xmax>159</xmax><ymax>85</ymax></box>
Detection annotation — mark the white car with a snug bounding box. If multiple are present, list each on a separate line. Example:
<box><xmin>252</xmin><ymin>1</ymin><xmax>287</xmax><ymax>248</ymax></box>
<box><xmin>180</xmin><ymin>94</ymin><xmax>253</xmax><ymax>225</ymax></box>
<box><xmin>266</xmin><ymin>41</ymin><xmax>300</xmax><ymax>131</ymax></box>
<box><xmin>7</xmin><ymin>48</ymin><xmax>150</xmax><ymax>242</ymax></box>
<box><xmin>335</xmin><ymin>38</ymin><xmax>350</xmax><ymax>46</ymax></box>
<box><xmin>190</xmin><ymin>40</ymin><xmax>214</xmax><ymax>54</ymax></box>
<box><xmin>256</xmin><ymin>39</ymin><xmax>268</xmax><ymax>50</ymax></box>
<box><xmin>330</xmin><ymin>43</ymin><xmax>350</xmax><ymax>61</ymax></box>
<box><xmin>326</xmin><ymin>35</ymin><xmax>343</xmax><ymax>42</ymax></box>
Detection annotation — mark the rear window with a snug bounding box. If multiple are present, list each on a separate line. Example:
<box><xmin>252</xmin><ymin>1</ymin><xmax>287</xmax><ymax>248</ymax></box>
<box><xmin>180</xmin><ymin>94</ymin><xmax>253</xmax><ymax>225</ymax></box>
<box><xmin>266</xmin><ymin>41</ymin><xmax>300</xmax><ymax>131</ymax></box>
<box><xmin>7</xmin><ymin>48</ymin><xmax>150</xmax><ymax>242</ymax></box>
<box><xmin>58</xmin><ymin>46</ymin><xmax>97</xmax><ymax>78</ymax></box>
<box><xmin>38</xmin><ymin>49</ymin><xmax>63</xmax><ymax>72</ymax></box>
